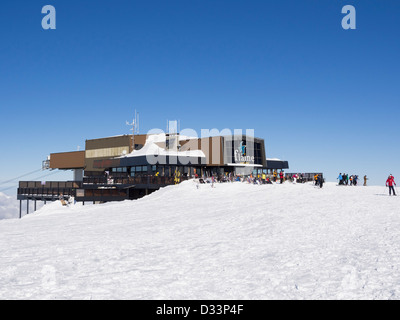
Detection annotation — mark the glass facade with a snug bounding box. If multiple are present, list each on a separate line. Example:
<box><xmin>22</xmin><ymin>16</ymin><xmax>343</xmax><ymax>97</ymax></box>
<box><xmin>224</xmin><ymin>138</ymin><xmax>263</xmax><ymax>165</ymax></box>
<box><xmin>130</xmin><ymin>165</ymin><xmax>147</xmax><ymax>177</ymax></box>
<box><xmin>106</xmin><ymin>135</ymin><xmax>268</xmax><ymax>179</ymax></box>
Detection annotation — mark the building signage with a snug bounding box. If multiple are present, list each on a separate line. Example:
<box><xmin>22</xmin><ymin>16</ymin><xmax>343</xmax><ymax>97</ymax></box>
<box><xmin>234</xmin><ymin>141</ymin><xmax>254</xmax><ymax>164</ymax></box>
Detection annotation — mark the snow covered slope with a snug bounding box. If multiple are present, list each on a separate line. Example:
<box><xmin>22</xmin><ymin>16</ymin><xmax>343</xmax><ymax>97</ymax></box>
<box><xmin>0</xmin><ymin>181</ymin><xmax>399</xmax><ymax>299</ymax></box>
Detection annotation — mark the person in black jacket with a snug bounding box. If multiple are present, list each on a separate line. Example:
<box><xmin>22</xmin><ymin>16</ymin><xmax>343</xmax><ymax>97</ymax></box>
<box><xmin>317</xmin><ymin>174</ymin><xmax>323</xmax><ymax>188</ymax></box>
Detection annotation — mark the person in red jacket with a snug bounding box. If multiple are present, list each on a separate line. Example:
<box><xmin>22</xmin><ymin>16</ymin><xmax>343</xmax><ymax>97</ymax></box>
<box><xmin>386</xmin><ymin>174</ymin><xmax>397</xmax><ymax>196</ymax></box>
<box><xmin>279</xmin><ymin>170</ymin><xmax>284</xmax><ymax>184</ymax></box>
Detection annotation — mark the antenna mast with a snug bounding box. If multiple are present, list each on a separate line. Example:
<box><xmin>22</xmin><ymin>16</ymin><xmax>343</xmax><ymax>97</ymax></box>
<box><xmin>126</xmin><ymin>110</ymin><xmax>139</xmax><ymax>152</ymax></box>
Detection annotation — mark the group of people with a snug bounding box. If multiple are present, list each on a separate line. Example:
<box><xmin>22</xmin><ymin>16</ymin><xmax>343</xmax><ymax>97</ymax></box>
<box><xmin>195</xmin><ymin>170</ymin><xmax>289</xmax><ymax>187</ymax></box>
<box><xmin>337</xmin><ymin>173</ymin><xmax>363</xmax><ymax>186</ymax></box>
<box><xmin>195</xmin><ymin>170</ymin><xmax>397</xmax><ymax>196</ymax></box>
<box><xmin>313</xmin><ymin>174</ymin><xmax>324</xmax><ymax>188</ymax></box>
<box><xmin>272</xmin><ymin>170</ymin><xmax>285</xmax><ymax>184</ymax></box>
<box><xmin>336</xmin><ymin>172</ymin><xmax>397</xmax><ymax>196</ymax></box>
<box><xmin>290</xmin><ymin>173</ymin><xmax>304</xmax><ymax>183</ymax></box>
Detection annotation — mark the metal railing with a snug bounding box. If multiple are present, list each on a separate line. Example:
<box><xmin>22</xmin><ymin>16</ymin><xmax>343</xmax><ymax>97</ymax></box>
<box><xmin>83</xmin><ymin>175</ymin><xmax>189</xmax><ymax>186</ymax></box>
<box><xmin>19</xmin><ymin>181</ymin><xmax>82</xmax><ymax>189</ymax></box>
<box><xmin>18</xmin><ymin>175</ymin><xmax>189</xmax><ymax>198</ymax></box>
<box><xmin>18</xmin><ymin>181</ymin><xmax>82</xmax><ymax>198</ymax></box>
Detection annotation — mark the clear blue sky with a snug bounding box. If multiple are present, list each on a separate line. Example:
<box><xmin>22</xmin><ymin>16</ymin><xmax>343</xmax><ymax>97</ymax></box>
<box><xmin>0</xmin><ymin>0</ymin><xmax>399</xmax><ymax>194</ymax></box>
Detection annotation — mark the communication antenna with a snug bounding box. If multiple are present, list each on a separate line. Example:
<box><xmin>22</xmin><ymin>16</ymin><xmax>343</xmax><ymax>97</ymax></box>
<box><xmin>126</xmin><ymin>110</ymin><xmax>139</xmax><ymax>152</ymax></box>
<box><xmin>137</xmin><ymin>112</ymin><xmax>139</xmax><ymax>134</ymax></box>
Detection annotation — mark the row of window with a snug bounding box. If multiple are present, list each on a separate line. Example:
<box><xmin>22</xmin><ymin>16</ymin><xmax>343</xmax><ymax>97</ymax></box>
<box><xmin>111</xmin><ymin>166</ymin><xmax>157</xmax><ymax>172</ymax></box>
<box><xmin>110</xmin><ymin>165</ymin><xmax>202</xmax><ymax>177</ymax></box>
<box><xmin>111</xmin><ymin>165</ymin><xmax>274</xmax><ymax>176</ymax></box>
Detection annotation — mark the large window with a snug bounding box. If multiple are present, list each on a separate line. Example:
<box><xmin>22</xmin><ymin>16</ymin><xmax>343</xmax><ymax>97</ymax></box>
<box><xmin>130</xmin><ymin>166</ymin><xmax>148</xmax><ymax>177</ymax></box>
<box><xmin>253</xmin><ymin>142</ymin><xmax>263</xmax><ymax>165</ymax></box>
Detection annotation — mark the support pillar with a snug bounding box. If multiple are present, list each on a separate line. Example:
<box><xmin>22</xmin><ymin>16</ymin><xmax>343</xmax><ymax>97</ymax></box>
<box><xmin>19</xmin><ymin>200</ymin><xmax>22</xmax><ymax>219</ymax></box>
<box><xmin>27</xmin><ymin>199</ymin><xmax>29</xmax><ymax>215</ymax></box>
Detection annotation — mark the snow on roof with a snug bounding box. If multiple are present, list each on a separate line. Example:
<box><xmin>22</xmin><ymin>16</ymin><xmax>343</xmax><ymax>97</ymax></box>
<box><xmin>121</xmin><ymin>133</ymin><xmax>206</xmax><ymax>159</ymax></box>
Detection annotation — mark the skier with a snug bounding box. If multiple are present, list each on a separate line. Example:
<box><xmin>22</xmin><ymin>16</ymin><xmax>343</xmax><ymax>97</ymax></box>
<box><xmin>317</xmin><ymin>174</ymin><xmax>323</xmax><ymax>188</ymax></box>
<box><xmin>343</xmin><ymin>173</ymin><xmax>349</xmax><ymax>185</ymax></box>
<box><xmin>386</xmin><ymin>174</ymin><xmax>396</xmax><ymax>196</ymax></box>
<box><xmin>279</xmin><ymin>170</ymin><xmax>284</xmax><ymax>184</ymax></box>
<box><xmin>337</xmin><ymin>173</ymin><xmax>343</xmax><ymax>185</ymax></box>
<box><xmin>273</xmin><ymin>170</ymin><xmax>277</xmax><ymax>182</ymax></box>
<box><xmin>363</xmin><ymin>175</ymin><xmax>368</xmax><ymax>186</ymax></box>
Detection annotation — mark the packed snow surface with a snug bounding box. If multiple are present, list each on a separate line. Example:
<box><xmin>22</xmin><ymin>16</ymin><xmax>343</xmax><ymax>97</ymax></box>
<box><xmin>1</xmin><ymin>181</ymin><xmax>400</xmax><ymax>300</ymax></box>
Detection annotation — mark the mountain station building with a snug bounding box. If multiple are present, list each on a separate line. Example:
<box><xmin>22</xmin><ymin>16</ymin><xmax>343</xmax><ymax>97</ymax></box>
<box><xmin>17</xmin><ymin>130</ymin><xmax>289</xmax><ymax>216</ymax></box>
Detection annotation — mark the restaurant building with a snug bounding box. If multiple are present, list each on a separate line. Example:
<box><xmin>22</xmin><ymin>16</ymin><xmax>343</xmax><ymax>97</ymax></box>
<box><xmin>17</xmin><ymin>128</ymin><xmax>289</xmax><ymax>216</ymax></box>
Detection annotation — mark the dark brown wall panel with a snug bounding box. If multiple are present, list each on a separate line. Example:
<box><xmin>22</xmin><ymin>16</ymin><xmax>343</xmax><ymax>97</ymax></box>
<box><xmin>50</xmin><ymin>151</ymin><xmax>85</xmax><ymax>169</ymax></box>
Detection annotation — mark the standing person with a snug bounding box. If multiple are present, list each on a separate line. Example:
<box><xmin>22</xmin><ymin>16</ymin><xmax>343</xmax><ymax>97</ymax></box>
<box><xmin>337</xmin><ymin>173</ymin><xmax>343</xmax><ymax>185</ymax></box>
<box><xmin>353</xmin><ymin>175</ymin><xmax>358</xmax><ymax>186</ymax></box>
<box><xmin>363</xmin><ymin>175</ymin><xmax>368</xmax><ymax>186</ymax></box>
<box><xmin>317</xmin><ymin>174</ymin><xmax>323</xmax><ymax>188</ymax></box>
<box><xmin>211</xmin><ymin>175</ymin><xmax>216</xmax><ymax>188</ymax></box>
<box><xmin>279</xmin><ymin>170</ymin><xmax>284</xmax><ymax>184</ymax></box>
<box><xmin>314</xmin><ymin>174</ymin><xmax>318</xmax><ymax>185</ymax></box>
<box><xmin>386</xmin><ymin>174</ymin><xmax>396</xmax><ymax>196</ymax></box>
<box><xmin>344</xmin><ymin>174</ymin><xmax>349</xmax><ymax>185</ymax></box>
<box><xmin>273</xmin><ymin>170</ymin><xmax>277</xmax><ymax>182</ymax></box>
